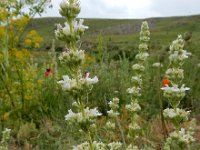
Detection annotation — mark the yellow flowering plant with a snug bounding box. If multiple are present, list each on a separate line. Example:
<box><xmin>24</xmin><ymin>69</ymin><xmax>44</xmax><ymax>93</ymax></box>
<box><xmin>24</xmin><ymin>30</ymin><xmax>44</xmax><ymax>49</ymax></box>
<box><xmin>0</xmin><ymin>0</ymin><xmax>53</xmax><ymax>140</ymax></box>
<box><xmin>0</xmin><ymin>0</ymin><xmax>52</xmax><ymax>66</ymax></box>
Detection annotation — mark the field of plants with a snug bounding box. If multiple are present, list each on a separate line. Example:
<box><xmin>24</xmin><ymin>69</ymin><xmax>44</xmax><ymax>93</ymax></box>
<box><xmin>1</xmin><ymin>0</ymin><xmax>200</xmax><ymax>150</ymax></box>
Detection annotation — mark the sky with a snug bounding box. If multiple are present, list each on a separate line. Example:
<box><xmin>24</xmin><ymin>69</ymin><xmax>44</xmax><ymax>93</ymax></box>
<box><xmin>39</xmin><ymin>0</ymin><xmax>200</xmax><ymax>19</ymax></box>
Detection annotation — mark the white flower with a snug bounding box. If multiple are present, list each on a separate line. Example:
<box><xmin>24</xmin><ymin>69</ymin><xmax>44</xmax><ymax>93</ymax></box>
<box><xmin>169</xmin><ymin>35</ymin><xmax>184</xmax><ymax>52</ymax></box>
<box><xmin>85</xmin><ymin>76</ymin><xmax>98</xmax><ymax>85</ymax></box>
<box><xmin>126</xmin><ymin>102</ymin><xmax>141</xmax><ymax>112</ymax></box>
<box><xmin>57</xmin><ymin>75</ymin><xmax>76</xmax><ymax>91</ymax></box>
<box><xmin>65</xmin><ymin>109</ymin><xmax>77</xmax><ymax>121</ymax></box>
<box><xmin>106</xmin><ymin>121</ymin><xmax>115</xmax><ymax>130</ymax></box>
<box><xmin>131</xmin><ymin>76</ymin><xmax>142</xmax><ymax>85</ymax></box>
<box><xmin>182</xmin><ymin>50</ymin><xmax>192</xmax><ymax>59</ymax></box>
<box><xmin>152</xmin><ymin>62</ymin><xmax>163</xmax><ymax>68</ymax></box>
<box><xmin>163</xmin><ymin>108</ymin><xmax>190</xmax><ymax>121</ymax></box>
<box><xmin>126</xmin><ymin>144</ymin><xmax>139</xmax><ymax>150</ymax></box>
<box><xmin>65</xmin><ymin>107</ymin><xmax>102</xmax><ymax>123</ymax></box>
<box><xmin>140</xmin><ymin>21</ymin><xmax>150</xmax><ymax>42</ymax></box>
<box><xmin>108</xmin><ymin>98</ymin><xmax>119</xmax><ymax>110</ymax></box>
<box><xmin>127</xmin><ymin>87</ymin><xmax>141</xmax><ymax>96</ymax></box>
<box><xmin>2</xmin><ymin>128</ymin><xmax>11</xmax><ymax>136</ymax></box>
<box><xmin>128</xmin><ymin>122</ymin><xmax>140</xmax><ymax>131</ymax></box>
<box><xmin>161</xmin><ymin>84</ymin><xmax>190</xmax><ymax>93</ymax></box>
<box><xmin>135</xmin><ymin>52</ymin><xmax>149</xmax><ymax>61</ymax></box>
<box><xmin>72</xmin><ymin>101</ymin><xmax>79</xmax><ymax>107</ymax></box>
<box><xmin>73</xmin><ymin>141</ymin><xmax>106</xmax><ymax>150</ymax></box>
<box><xmin>169</xmin><ymin>50</ymin><xmax>191</xmax><ymax>62</ymax></box>
<box><xmin>55</xmin><ymin>19</ymin><xmax>88</xmax><ymax>40</ymax></box>
<box><xmin>73</xmin><ymin>19</ymin><xmax>88</xmax><ymax>32</ymax></box>
<box><xmin>89</xmin><ymin>107</ymin><xmax>102</xmax><ymax>117</ymax></box>
<box><xmin>59</xmin><ymin>0</ymin><xmax>80</xmax><ymax>18</ymax></box>
<box><xmin>108</xmin><ymin>142</ymin><xmax>122</xmax><ymax>150</ymax></box>
<box><xmin>92</xmin><ymin>141</ymin><xmax>106</xmax><ymax>150</ymax></box>
<box><xmin>165</xmin><ymin>128</ymin><xmax>195</xmax><ymax>147</ymax></box>
<box><xmin>107</xmin><ymin>110</ymin><xmax>119</xmax><ymax>118</ymax></box>
<box><xmin>132</xmin><ymin>64</ymin><xmax>145</xmax><ymax>72</ymax></box>
<box><xmin>161</xmin><ymin>84</ymin><xmax>190</xmax><ymax>101</ymax></box>
<box><xmin>73</xmin><ymin>142</ymin><xmax>89</xmax><ymax>150</ymax></box>
<box><xmin>59</xmin><ymin>49</ymin><xmax>85</xmax><ymax>64</ymax></box>
<box><xmin>166</xmin><ymin>68</ymin><xmax>184</xmax><ymax>79</ymax></box>
<box><xmin>138</xmin><ymin>43</ymin><xmax>148</xmax><ymax>51</ymax></box>
<box><xmin>164</xmin><ymin>108</ymin><xmax>176</xmax><ymax>118</ymax></box>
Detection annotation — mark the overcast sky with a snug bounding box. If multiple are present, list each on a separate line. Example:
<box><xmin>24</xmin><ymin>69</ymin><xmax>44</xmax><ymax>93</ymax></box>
<box><xmin>39</xmin><ymin>0</ymin><xmax>200</xmax><ymax>19</ymax></box>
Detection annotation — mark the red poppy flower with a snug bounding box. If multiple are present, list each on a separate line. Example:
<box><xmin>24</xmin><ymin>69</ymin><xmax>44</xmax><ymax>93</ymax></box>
<box><xmin>162</xmin><ymin>79</ymin><xmax>170</xmax><ymax>87</ymax></box>
<box><xmin>45</xmin><ymin>69</ymin><xmax>53</xmax><ymax>77</ymax></box>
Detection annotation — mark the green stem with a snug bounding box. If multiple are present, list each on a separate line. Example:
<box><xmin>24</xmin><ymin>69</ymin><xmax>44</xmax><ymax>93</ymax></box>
<box><xmin>3</xmin><ymin>12</ymin><xmax>10</xmax><ymax>67</ymax></box>
<box><xmin>0</xmin><ymin>73</ymin><xmax>15</xmax><ymax>108</ymax></box>
<box><xmin>88</xmin><ymin>131</ymin><xmax>94</xmax><ymax>150</ymax></box>
<box><xmin>16</xmin><ymin>65</ymin><xmax>25</xmax><ymax>111</ymax></box>
<box><xmin>116</xmin><ymin>117</ymin><xmax>126</xmax><ymax>147</ymax></box>
<box><xmin>158</xmin><ymin>67</ymin><xmax>168</xmax><ymax>138</ymax></box>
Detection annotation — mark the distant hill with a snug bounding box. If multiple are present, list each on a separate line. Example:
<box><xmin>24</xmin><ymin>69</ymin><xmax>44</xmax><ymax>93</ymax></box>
<box><xmin>25</xmin><ymin>15</ymin><xmax>200</xmax><ymax>57</ymax></box>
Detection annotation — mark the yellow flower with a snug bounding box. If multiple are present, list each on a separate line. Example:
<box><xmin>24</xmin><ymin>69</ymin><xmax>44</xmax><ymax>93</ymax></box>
<box><xmin>0</xmin><ymin>52</ymin><xmax>3</xmax><ymax>62</ymax></box>
<box><xmin>24</xmin><ymin>39</ymin><xmax>32</xmax><ymax>46</ymax></box>
<box><xmin>83</xmin><ymin>54</ymin><xmax>94</xmax><ymax>68</ymax></box>
<box><xmin>24</xmin><ymin>30</ymin><xmax>43</xmax><ymax>49</ymax></box>
<box><xmin>2</xmin><ymin>112</ymin><xmax>9</xmax><ymax>121</ymax></box>
<box><xmin>35</xmin><ymin>43</ymin><xmax>40</xmax><ymax>48</ymax></box>
<box><xmin>0</xmin><ymin>26</ymin><xmax>5</xmax><ymax>37</ymax></box>
<box><xmin>25</xmin><ymin>94</ymin><xmax>33</xmax><ymax>101</ymax></box>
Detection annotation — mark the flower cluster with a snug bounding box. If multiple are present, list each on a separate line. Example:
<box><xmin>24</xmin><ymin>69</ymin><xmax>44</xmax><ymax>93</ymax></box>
<box><xmin>65</xmin><ymin>107</ymin><xmax>102</xmax><ymax>123</ymax></box>
<box><xmin>73</xmin><ymin>141</ymin><xmax>124</xmax><ymax>150</ymax></box>
<box><xmin>163</xmin><ymin>108</ymin><xmax>190</xmax><ymax>122</ymax></box>
<box><xmin>24</xmin><ymin>30</ymin><xmax>43</xmax><ymax>49</ymax></box>
<box><xmin>59</xmin><ymin>0</ymin><xmax>80</xmax><ymax>20</ymax></box>
<box><xmin>126</xmin><ymin>144</ymin><xmax>139</xmax><ymax>150</ymax></box>
<box><xmin>165</xmin><ymin>68</ymin><xmax>184</xmax><ymax>80</ymax></box>
<box><xmin>164</xmin><ymin>128</ymin><xmax>195</xmax><ymax>150</ymax></box>
<box><xmin>161</xmin><ymin>35</ymin><xmax>191</xmax><ymax>107</ymax></box>
<box><xmin>73</xmin><ymin>141</ymin><xmax>106</xmax><ymax>150</ymax></box>
<box><xmin>55</xmin><ymin>19</ymin><xmax>88</xmax><ymax>43</ymax></box>
<box><xmin>58</xmin><ymin>74</ymin><xmax>98</xmax><ymax>92</ymax></box>
<box><xmin>108</xmin><ymin>142</ymin><xmax>122</xmax><ymax>150</ymax></box>
<box><xmin>161</xmin><ymin>84</ymin><xmax>190</xmax><ymax>107</ymax></box>
<box><xmin>126</xmin><ymin>101</ymin><xmax>141</xmax><ymax>112</ymax></box>
<box><xmin>126</xmin><ymin>86</ymin><xmax>141</xmax><ymax>96</ymax></box>
<box><xmin>161</xmin><ymin>35</ymin><xmax>194</xmax><ymax>148</ymax></box>
<box><xmin>126</xmin><ymin>21</ymin><xmax>150</xmax><ymax>142</ymax></box>
<box><xmin>56</xmin><ymin>0</ymin><xmax>102</xmax><ymax>149</ymax></box>
<box><xmin>55</xmin><ymin>0</ymin><xmax>86</xmax><ymax>45</ymax></box>
<box><xmin>0</xmin><ymin>128</ymin><xmax>11</xmax><ymax>150</ymax></box>
<box><xmin>58</xmin><ymin>49</ymin><xmax>85</xmax><ymax>66</ymax></box>
<box><xmin>152</xmin><ymin>62</ymin><xmax>163</xmax><ymax>68</ymax></box>
<box><xmin>106</xmin><ymin>98</ymin><xmax>120</xmax><ymax>129</ymax></box>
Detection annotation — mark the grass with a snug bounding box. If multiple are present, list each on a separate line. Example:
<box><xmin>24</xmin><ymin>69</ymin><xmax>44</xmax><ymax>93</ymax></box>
<box><xmin>1</xmin><ymin>14</ymin><xmax>200</xmax><ymax>149</ymax></box>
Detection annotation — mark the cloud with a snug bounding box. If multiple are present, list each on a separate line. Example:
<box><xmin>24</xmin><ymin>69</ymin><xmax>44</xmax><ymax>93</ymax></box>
<box><xmin>150</xmin><ymin>0</ymin><xmax>200</xmax><ymax>17</ymax></box>
<box><xmin>39</xmin><ymin>0</ymin><xmax>200</xmax><ymax>18</ymax></box>
<box><xmin>78</xmin><ymin>0</ymin><xmax>161</xmax><ymax>18</ymax></box>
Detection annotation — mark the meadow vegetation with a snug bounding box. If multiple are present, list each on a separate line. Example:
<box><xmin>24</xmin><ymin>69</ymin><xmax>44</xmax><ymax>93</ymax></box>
<box><xmin>0</xmin><ymin>0</ymin><xmax>200</xmax><ymax>150</ymax></box>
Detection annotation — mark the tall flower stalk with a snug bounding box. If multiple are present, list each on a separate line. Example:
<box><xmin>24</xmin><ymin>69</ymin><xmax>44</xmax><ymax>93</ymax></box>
<box><xmin>0</xmin><ymin>128</ymin><xmax>11</xmax><ymax>150</ymax></box>
<box><xmin>125</xmin><ymin>21</ymin><xmax>150</xmax><ymax>146</ymax></box>
<box><xmin>56</xmin><ymin>0</ymin><xmax>102</xmax><ymax>149</ymax></box>
<box><xmin>161</xmin><ymin>35</ymin><xmax>195</xmax><ymax>149</ymax></box>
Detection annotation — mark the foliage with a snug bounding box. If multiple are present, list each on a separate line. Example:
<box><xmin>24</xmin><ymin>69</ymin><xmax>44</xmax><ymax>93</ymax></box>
<box><xmin>0</xmin><ymin>0</ymin><xmax>200</xmax><ymax>149</ymax></box>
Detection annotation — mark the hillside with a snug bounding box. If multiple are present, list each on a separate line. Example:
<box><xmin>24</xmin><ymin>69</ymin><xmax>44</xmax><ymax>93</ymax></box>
<box><xmin>25</xmin><ymin>15</ymin><xmax>200</xmax><ymax>58</ymax></box>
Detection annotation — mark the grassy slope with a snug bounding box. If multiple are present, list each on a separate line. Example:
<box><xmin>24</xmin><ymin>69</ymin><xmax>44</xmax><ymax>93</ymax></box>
<box><xmin>26</xmin><ymin>15</ymin><xmax>200</xmax><ymax>57</ymax></box>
